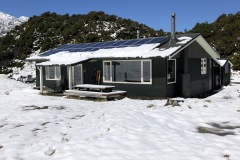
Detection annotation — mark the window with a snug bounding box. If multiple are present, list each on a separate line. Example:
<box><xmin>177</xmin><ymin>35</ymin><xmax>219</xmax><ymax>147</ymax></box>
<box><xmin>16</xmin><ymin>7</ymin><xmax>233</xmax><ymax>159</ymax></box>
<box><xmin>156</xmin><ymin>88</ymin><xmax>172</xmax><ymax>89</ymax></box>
<box><xmin>103</xmin><ymin>60</ymin><xmax>152</xmax><ymax>84</ymax></box>
<box><xmin>112</xmin><ymin>61</ymin><xmax>141</xmax><ymax>82</ymax></box>
<box><xmin>103</xmin><ymin>62</ymin><xmax>111</xmax><ymax>81</ymax></box>
<box><xmin>45</xmin><ymin>66</ymin><xmax>61</xmax><ymax>80</ymax></box>
<box><xmin>143</xmin><ymin>61</ymin><xmax>151</xmax><ymax>82</ymax></box>
<box><xmin>167</xmin><ymin>59</ymin><xmax>176</xmax><ymax>84</ymax></box>
<box><xmin>72</xmin><ymin>64</ymin><xmax>83</xmax><ymax>85</ymax></box>
<box><xmin>201</xmin><ymin>58</ymin><xmax>207</xmax><ymax>75</ymax></box>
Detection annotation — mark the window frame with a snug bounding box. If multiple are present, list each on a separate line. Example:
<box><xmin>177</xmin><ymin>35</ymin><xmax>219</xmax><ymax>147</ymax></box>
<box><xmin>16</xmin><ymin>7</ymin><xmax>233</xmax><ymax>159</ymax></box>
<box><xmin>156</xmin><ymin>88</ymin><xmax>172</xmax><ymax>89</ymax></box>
<box><xmin>167</xmin><ymin>59</ymin><xmax>176</xmax><ymax>84</ymax></box>
<box><xmin>103</xmin><ymin>59</ymin><xmax>152</xmax><ymax>84</ymax></box>
<box><xmin>45</xmin><ymin>66</ymin><xmax>61</xmax><ymax>80</ymax></box>
<box><xmin>72</xmin><ymin>64</ymin><xmax>83</xmax><ymax>85</ymax></box>
<box><xmin>201</xmin><ymin>58</ymin><xmax>207</xmax><ymax>75</ymax></box>
<box><xmin>103</xmin><ymin>61</ymin><xmax>112</xmax><ymax>82</ymax></box>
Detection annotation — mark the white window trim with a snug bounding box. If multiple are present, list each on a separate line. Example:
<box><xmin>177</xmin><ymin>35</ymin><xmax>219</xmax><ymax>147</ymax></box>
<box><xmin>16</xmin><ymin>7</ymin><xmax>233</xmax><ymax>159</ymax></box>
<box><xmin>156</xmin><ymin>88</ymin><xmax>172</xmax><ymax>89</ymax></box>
<box><xmin>45</xmin><ymin>66</ymin><xmax>61</xmax><ymax>80</ymax></box>
<box><xmin>141</xmin><ymin>60</ymin><xmax>152</xmax><ymax>83</ymax></box>
<box><xmin>72</xmin><ymin>64</ymin><xmax>83</xmax><ymax>85</ymax></box>
<box><xmin>103</xmin><ymin>60</ymin><xmax>152</xmax><ymax>84</ymax></box>
<box><xmin>103</xmin><ymin>61</ymin><xmax>112</xmax><ymax>82</ymax></box>
<box><xmin>201</xmin><ymin>58</ymin><xmax>207</xmax><ymax>75</ymax></box>
<box><xmin>167</xmin><ymin>59</ymin><xmax>176</xmax><ymax>84</ymax></box>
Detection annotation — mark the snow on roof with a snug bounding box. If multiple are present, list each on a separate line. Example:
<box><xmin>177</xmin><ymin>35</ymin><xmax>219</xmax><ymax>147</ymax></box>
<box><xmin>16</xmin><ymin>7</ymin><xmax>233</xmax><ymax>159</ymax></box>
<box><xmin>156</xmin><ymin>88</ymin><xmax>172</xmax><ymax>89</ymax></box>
<box><xmin>29</xmin><ymin>36</ymin><xmax>193</xmax><ymax>66</ymax></box>
<box><xmin>218</xmin><ymin>60</ymin><xmax>227</xmax><ymax>66</ymax></box>
<box><xmin>92</xmin><ymin>43</ymin><xmax>160</xmax><ymax>58</ymax></box>
<box><xmin>35</xmin><ymin>51</ymin><xmax>91</xmax><ymax>66</ymax></box>
<box><xmin>145</xmin><ymin>46</ymin><xmax>181</xmax><ymax>58</ymax></box>
<box><xmin>176</xmin><ymin>36</ymin><xmax>192</xmax><ymax>44</ymax></box>
<box><xmin>36</xmin><ymin>43</ymin><xmax>161</xmax><ymax>66</ymax></box>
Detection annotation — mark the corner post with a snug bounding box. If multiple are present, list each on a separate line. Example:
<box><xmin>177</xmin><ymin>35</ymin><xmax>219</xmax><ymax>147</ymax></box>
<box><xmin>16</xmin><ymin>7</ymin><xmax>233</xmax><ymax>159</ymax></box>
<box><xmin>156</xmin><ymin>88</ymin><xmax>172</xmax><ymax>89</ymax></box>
<box><xmin>68</xmin><ymin>66</ymin><xmax>73</xmax><ymax>90</ymax></box>
<box><xmin>39</xmin><ymin>66</ymin><xmax>43</xmax><ymax>94</ymax></box>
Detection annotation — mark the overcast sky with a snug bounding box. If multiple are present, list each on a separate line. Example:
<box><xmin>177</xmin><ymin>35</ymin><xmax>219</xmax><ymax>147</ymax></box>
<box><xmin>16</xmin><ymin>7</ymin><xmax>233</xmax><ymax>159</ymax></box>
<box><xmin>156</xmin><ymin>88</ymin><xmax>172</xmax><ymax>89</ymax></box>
<box><xmin>1</xmin><ymin>0</ymin><xmax>240</xmax><ymax>32</ymax></box>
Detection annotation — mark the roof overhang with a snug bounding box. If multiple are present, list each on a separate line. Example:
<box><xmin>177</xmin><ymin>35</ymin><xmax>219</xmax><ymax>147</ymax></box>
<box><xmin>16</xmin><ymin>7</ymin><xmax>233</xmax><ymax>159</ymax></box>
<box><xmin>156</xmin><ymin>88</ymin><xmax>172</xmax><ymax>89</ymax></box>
<box><xmin>25</xmin><ymin>57</ymin><xmax>50</xmax><ymax>62</ymax></box>
<box><xmin>195</xmin><ymin>35</ymin><xmax>220</xmax><ymax>59</ymax></box>
<box><xmin>169</xmin><ymin>35</ymin><xmax>220</xmax><ymax>60</ymax></box>
<box><xmin>35</xmin><ymin>58</ymin><xmax>90</xmax><ymax>66</ymax></box>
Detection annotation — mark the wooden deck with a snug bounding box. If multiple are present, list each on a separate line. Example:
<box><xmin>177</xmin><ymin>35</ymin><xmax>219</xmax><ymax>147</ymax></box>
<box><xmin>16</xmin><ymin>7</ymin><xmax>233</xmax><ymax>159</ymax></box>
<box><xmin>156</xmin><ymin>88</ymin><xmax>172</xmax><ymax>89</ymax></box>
<box><xmin>64</xmin><ymin>84</ymin><xmax>126</xmax><ymax>100</ymax></box>
<box><xmin>64</xmin><ymin>89</ymin><xmax>127</xmax><ymax>100</ymax></box>
<box><xmin>75</xmin><ymin>84</ymin><xmax>115</xmax><ymax>92</ymax></box>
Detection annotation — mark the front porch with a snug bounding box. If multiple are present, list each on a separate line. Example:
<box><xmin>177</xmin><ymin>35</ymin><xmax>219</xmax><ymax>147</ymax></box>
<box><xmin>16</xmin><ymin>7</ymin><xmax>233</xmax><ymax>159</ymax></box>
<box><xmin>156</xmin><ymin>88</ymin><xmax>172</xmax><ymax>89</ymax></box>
<box><xmin>64</xmin><ymin>84</ymin><xmax>126</xmax><ymax>100</ymax></box>
<box><xmin>64</xmin><ymin>89</ymin><xmax>126</xmax><ymax>100</ymax></box>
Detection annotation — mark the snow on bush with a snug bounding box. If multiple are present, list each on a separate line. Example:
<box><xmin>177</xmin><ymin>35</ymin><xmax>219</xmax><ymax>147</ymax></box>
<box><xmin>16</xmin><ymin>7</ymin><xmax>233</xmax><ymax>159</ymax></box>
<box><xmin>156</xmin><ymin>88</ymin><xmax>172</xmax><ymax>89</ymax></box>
<box><xmin>0</xmin><ymin>74</ymin><xmax>30</xmax><ymax>95</ymax></box>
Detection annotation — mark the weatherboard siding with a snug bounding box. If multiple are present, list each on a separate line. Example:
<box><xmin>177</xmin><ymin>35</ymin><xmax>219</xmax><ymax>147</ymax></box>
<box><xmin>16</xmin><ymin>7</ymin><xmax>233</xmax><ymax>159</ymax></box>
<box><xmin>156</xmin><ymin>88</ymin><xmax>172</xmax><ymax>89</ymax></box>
<box><xmin>187</xmin><ymin>41</ymin><xmax>212</xmax><ymax>58</ymax></box>
<box><xmin>221</xmin><ymin>63</ymin><xmax>231</xmax><ymax>86</ymax></box>
<box><xmin>187</xmin><ymin>44</ymin><xmax>212</xmax><ymax>96</ymax></box>
<box><xmin>36</xmin><ymin>66</ymin><xmax>68</xmax><ymax>90</ymax></box>
<box><xmin>170</xmin><ymin>43</ymin><xmax>213</xmax><ymax>98</ymax></box>
<box><xmin>152</xmin><ymin>58</ymin><xmax>167</xmax><ymax>86</ymax></box>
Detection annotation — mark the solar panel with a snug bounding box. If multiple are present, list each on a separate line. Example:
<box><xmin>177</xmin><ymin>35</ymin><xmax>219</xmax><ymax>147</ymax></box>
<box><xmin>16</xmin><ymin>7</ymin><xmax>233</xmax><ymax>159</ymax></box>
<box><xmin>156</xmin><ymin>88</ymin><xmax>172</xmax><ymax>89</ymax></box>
<box><xmin>110</xmin><ymin>40</ymin><xmax>128</xmax><ymax>46</ymax></box>
<box><xmin>87</xmin><ymin>43</ymin><xmax>101</xmax><ymax>48</ymax></box>
<box><xmin>146</xmin><ymin>37</ymin><xmax>169</xmax><ymax>44</ymax></box>
<box><xmin>57</xmin><ymin>44</ymin><xmax>70</xmax><ymax>49</ymax></box>
<box><xmin>103</xmin><ymin>46</ymin><xmax>116</xmax><ymax>49</ymax></box>
<box><xmin>90</xmin><ymin>42</ymin><xmax>105</xmax><ymax>47</ymax></box>
<box><xmin>80</xmin><ymin>48</ymin><xmax>96</xmax><ymax>52</ymax></box>
<box><xmin>90</xmin><ymin>48</ymin><xmax>100</xmax><ymax>51</ymax></box>
<box><xmin>38</xmin><ymin>36</ymin><xmax>170</xmax><ymax>57</ymax></box>
<box><xmin>58</xmin><ymin>45</ymin><xmax>73</xmax><ymax>50</ymax></box>
<box><xmin>121</xmin><ymin>39</ymin><xmax>140</xmax><ymax>46</ymax></box>
<box><xmin>67</xmin><ymin>49</ymin><xmax>78</xmax><ymax>52</ymax></box>
<box><xmin>133</xmin><ymin>38</ymin><xmax>152</xmax><ymax>45</ymax></box>
<box><xmin>69</xmin><ymin>44</ymin><xmax>81</xmax><ymax>48</ymax></box>
<box><xmin>39</xmin><ymin>50</ymin><xmax>59</xmax><ymax>57</ymax></box>
<box><xmin>94</xmin><ymin>41</ymin><xmax>112</xmax><ymax>48</ymax></box>
<box><xmin>81</xmin><ymin>43</ymin><xmax>94</xmax><ymax>48</ymax></box>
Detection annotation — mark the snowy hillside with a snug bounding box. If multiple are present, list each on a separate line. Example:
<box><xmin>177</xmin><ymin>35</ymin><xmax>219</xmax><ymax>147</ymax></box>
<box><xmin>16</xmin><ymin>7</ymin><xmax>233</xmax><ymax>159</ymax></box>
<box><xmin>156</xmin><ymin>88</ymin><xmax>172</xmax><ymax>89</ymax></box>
<box><xmin>0</xmin><ymin>11</ymin><xmax>164</xmax><ymax>74</ymax></box>
<box><xmin>0</xmin><ymin>12</ymin><xmax>28</xmax><ymax>37</ymax></box>
<box><xmin>0</xmin><ymin>74</ymin><xmax>240</xmax><ymax>159</ymax></box>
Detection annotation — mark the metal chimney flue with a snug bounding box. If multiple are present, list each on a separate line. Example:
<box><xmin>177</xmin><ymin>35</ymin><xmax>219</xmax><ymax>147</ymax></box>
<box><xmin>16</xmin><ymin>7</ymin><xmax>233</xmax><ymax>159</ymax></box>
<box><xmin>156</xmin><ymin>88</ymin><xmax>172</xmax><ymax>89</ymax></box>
<box><xmin>170</xmin><ymin>13</ymin><xmax>177</xmax><ymax>44</ymax></box>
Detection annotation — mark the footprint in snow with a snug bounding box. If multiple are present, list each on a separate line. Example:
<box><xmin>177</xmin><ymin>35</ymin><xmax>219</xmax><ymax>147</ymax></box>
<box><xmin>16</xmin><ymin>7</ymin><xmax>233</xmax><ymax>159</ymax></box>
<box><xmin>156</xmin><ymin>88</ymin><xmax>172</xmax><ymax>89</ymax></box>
<box><xmin>45</xmin><ymin>146</ymin><xmax>56</xmax><ymax>156</ymax></box>
<box><xmin>62</xmin><ymin>134</ymin><xmax>70</xmax><ymax>143</ymax></box>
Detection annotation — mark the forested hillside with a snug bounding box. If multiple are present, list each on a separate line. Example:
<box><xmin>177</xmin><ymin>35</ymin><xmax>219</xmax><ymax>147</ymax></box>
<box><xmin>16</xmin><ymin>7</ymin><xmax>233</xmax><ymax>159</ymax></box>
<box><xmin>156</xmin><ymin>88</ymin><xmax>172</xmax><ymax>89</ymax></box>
<box><xmin>190</xmin><ymin>12</ymin><xmax>240</xmax><ymax>57</ymax></box>
<box><xmin>1</xmin><ymin>11</ymin><xmax>240</xmax><ymax>73</ymax></box>
<box><xmin>189</xmin><ymin>12</ymin><xmax>240</xmax><ymax>69</ymax></box>
<box><xmin>0</xmin><ymin>11</ymin><xmax>165</xmax><ymax>73</ymax></box>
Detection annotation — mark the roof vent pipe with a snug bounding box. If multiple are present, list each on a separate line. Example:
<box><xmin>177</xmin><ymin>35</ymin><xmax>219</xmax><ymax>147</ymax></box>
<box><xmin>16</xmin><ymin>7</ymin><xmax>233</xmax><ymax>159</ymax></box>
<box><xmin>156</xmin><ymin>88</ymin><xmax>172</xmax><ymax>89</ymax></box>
<box><xmin>137</xmin><ymin>30</ymin><xmax>140</xmax><ymax>39</ymax></box>
<box><xmin>170</xmin><ymin>13</ymin><xmax>177</xmax><ymax>44</ymax></box>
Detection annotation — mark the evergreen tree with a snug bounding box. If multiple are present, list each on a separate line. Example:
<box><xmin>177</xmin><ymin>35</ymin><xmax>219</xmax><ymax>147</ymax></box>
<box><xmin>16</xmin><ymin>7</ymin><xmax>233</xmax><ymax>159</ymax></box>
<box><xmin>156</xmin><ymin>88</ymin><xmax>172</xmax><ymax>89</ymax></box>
<box><xmin>231</xmin><ymin>51</ymin><xmax>240</xmax><ymax>70</ymax></box>
<box><xmin>0</xmin><ymin>11</ymin><xmax>164</xmax><ymax>73</ymax></box>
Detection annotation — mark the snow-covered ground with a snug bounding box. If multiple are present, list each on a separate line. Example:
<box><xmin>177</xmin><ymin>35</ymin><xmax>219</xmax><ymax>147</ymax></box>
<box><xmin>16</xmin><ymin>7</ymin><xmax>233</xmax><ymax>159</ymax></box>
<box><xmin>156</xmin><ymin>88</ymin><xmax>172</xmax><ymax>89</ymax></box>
<box><xmin>0</xmin><ymin>74</ymin><xmax>240</xmax><ymax>160</ymax></box>
<box><xmin>10</xmin><ymin>61</ymin><xmax>36</xmax><ymax>81</ymax></box>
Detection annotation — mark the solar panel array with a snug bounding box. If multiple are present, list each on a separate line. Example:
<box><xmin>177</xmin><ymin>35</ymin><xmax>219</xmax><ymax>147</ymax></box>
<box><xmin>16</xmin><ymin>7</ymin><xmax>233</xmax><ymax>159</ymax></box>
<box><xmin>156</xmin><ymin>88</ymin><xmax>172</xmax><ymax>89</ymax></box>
<box><xmin>39</xmin><ymin>36</ymin><xmax>169</xmax><ymax>57</ymax></box>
